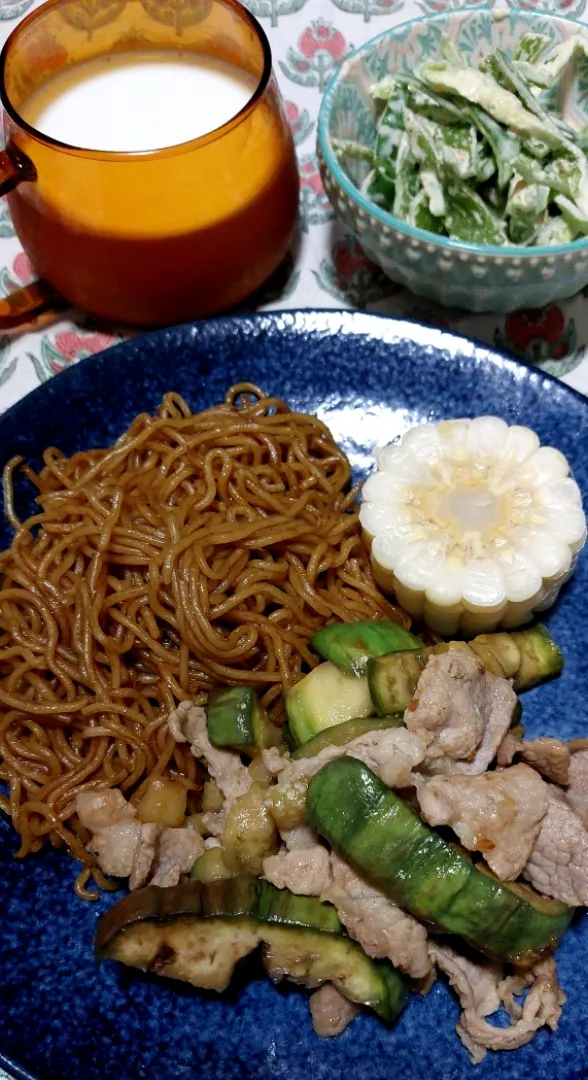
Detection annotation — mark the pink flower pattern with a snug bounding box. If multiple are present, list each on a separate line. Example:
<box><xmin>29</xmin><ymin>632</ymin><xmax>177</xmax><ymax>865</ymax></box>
<box><xmin>280</xmin><ymin>21</ymin><xmax>349</xmax><ymax>90</ymax></box>
<box><xmin>53</xmin><ymin>332</ymin><xmax>119</xmax><ymax>362</ymax></box>
<box><xmin>12</xmin><ymin>253</ymin><xmax>35</xmax><ymax>284</ymax></box>
<box><xmin>299</xmin><ymin>157</ymin><xmax>326</xmax><ymax>198</ymax></box>
<box><xmin>298</xmin><ymin>21</ymin><xmax>347</xmax><ymax>59</ymax></box>
<box><xmin>284</xmin><ymin>100</ymin><xmax>314</xmax><ymax>143</ymax></box>
<box><xmin>33</xmin><ymin>329</ymin><xmax>121</xmax><ymax>381</ymax></box>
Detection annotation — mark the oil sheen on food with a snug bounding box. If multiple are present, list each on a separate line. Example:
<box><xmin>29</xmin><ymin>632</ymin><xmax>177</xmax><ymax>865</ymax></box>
<box><xmin>21</xmin><ymin>51</ymin><xmax>258</xmax><ymax>151</ymax></box>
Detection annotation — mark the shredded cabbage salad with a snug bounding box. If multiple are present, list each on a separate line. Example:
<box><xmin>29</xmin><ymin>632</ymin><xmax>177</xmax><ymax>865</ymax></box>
<box><xmin>336</xmin><ymin>33</ymin><xmax>588</xmax><ymax>246</ymax></box>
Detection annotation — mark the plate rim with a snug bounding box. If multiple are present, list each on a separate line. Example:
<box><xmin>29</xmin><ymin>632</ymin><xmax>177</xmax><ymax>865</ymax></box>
<box><xmin>0</xmin><ymin>308</ymin><xmax>586</xmax><ymax>1080</ymax></box>
<box><xmin>0</xmin><ymin>1051</ymin><xmax>34</xmax><ymax>1080</ymax></box>
<box><xmin>0</xmin><ymin>310</ymin><xmax>586</xmax><ymax>445</ymax></box>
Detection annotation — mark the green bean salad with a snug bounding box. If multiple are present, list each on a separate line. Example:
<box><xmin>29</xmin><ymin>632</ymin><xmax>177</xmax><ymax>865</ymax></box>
<box><xmin>336</xmin><ymin>33</ymin><xmax>588</xmax><ymax>246</ymax></box>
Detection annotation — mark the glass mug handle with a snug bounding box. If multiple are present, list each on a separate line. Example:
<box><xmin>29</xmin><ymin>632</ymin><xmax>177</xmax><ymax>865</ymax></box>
<box><xmin>0</xmin><ymin>143</ymin><xmax>65</xmax><ymax>329</ymax></box>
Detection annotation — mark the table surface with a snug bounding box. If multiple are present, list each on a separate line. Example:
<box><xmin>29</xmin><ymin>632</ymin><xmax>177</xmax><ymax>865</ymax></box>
<box><xmin>0</xmin><ymin>2</ymin><xmax>586</xmax><ymax>1078</ymax></box>
<box><xmin>0</xmin><ymin>0</ymin><xmax>587</xmax><ymax>419</ymax></box>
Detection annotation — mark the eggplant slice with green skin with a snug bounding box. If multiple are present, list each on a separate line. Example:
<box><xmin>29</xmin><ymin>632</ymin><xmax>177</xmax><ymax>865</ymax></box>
<box><xmin>206</xmin><ymin>686</ymin><xmax>283</xmax><ymax>753</ymax></box>
<box><xmin>367</xmin><ymin>624</ymin><xmax>564</xmax><ymax>715</ymax></box>
<box><xmin>310</xmin><ymin>620</ymin><xmax>422</xmax><ymax>677</ymax></box>
<box><xmin>95</xmin><ymin>875</ymin><xmax>408</xmax><ymax>1024</ymax></box>
<box><xmin>307</xmin><ymin>758</ymin><xmax>573</xmax><ymax>967</ymax></box>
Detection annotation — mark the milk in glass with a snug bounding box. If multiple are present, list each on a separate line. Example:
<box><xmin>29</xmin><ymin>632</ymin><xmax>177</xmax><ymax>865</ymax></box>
<box><xmin>21</xmin><ymin>51</ymin><xmax>258</xmax><ymax>151</ymax></box>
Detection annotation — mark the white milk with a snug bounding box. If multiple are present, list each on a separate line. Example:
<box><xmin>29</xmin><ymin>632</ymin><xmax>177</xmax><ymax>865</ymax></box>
<box><xmin>21</xmin><ymin>51</ymin><xmax>258</xmax><ymax>152</ymax></box>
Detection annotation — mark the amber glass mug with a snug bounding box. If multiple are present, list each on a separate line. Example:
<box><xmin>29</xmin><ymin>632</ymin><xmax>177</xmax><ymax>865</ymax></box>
<box><xmin>0</xmin><ymin>0</ymin><xmax>299</xmax><ymax>327</ymax></box>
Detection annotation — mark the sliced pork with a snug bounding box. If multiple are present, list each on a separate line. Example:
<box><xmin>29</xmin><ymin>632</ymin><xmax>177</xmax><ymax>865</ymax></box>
<box><xmin>519</xmin><ymin>738</ymin><xmax>571</xmax><ymax>787</ymax></box>
<box><xmin>264</xmin><ymin>841</ymin><xmax>431</xmax><ymax>980</ymax></box>
<box><xmin>151</xmin><ymin>827</ymin><xmax>206</xmax><ymax>888</ymax></box>
<box><xmin>348</xmin><ymin>727</ymin><xmax>426</xmax><ymax>788</ymax></box>
<box><xmin>129</xmin><ymin>822</ymin><xmax>163</xmax><ymax>890</ymax></box>
<box><xmin>321</xmin><ymin>855</ymin><xmax>431</xmax><ymax>979</ymax></box>
<box><xmin>428</xmin><ymin>942</ymin><xmax>502</xmax><ymax>1020</ymax></box>
<box><xmin>76</xmin><ymin>789</ymin><xmax>135</xmax><ymax>831</ymax></box>
<box><xmin>405</xmin><ymin>652</ymin><xmax>517</xmax><ymax>775</ymax></box>
<box><xmin>498</xmin><ymin>734</ymin><xmax>588</xmax><ymax>827</ymax></box>
<box><xmin>167</xmin><ymin>700</ymin><xmax>251</xmax><ymax>810</ymax></box>
<box><xmin>86</xmin><ymin>818</ymin><xmax>142</xmax><ymax>879</ymax></box>
<box><xmin>263</xmin><ymin>727</ymin><xmax>425</xmax><ymax>810</ymax></box>
<box><xmin>566</xmin><ymin>748</ymin><xmax>588</xmax><ymax>827</ymax></box>
<box><xmin>263</xmin><ymin>845</ymin><xmax>332</xmax><ymax>895</ymax></box>
<box><xmin>75</xmin><ymin>789</ymin><xmax>204</xmax><ymax>890</ymax></box>
<box><xmin>458</xmin><ymin>958</ymin><xmax>565</xmax><ymax>1063</ymax></box>
<box><xmin>430</xmin><ymin>943</ymin><xmax>565</xmax><ymax>1063</ymax></box>
<box><xmin>496</xmin><ymin>731</ymin><xmax>520</xmax><ymax>768</ymax></box>
<box><xmin>309</xmin><ymin>984</ymin><xmax>359</xmax><ymax>1037</ymax></box>
<box><xmin>280</xmin><ymin>825</ymin><xmax>320</xmax><ymax>851</ymax></box>
<box><xmin>497</xmin><ymin>734</ymin><xmax>571</xmax><ymax>786</ymax></box>
<box><xmin>416</xmin><ymin>764</ymin><xmax>549</xmax><ymax>880</ymax></box>
<box><xmin>524</xmin><ymin>786</ymin><xmax>588</xmax><ymax>906</ymax></box>
<box><xmin>77</xmin><ymin>789</ymin><xmax>141</xmax><ymax>878</ymax></box>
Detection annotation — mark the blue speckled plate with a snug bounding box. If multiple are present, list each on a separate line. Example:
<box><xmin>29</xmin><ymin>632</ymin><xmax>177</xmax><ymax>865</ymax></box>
<box><xmin>0</xmin><ymin>311</ymin><xmax>587</xmax><ymax>1080</ymax></box>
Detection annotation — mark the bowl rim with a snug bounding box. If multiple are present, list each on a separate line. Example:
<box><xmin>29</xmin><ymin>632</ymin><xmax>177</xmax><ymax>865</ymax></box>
<box><xmin>317</xmin><ymin>4</ymin><xmax>588</xmax><ymax>261</ymax></box>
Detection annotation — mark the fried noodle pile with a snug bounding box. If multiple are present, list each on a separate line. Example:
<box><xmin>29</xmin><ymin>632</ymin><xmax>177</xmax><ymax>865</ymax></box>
<box><xmin>0</xmin><ymin>384</ymin><xmax>406</xmax><ymax>893</ymax></box>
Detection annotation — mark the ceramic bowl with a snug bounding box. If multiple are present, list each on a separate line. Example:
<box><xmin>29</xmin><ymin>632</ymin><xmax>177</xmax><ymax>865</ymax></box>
<box><xmin>317</xmin><ymin>6</ymin><xmax>588</xmax><ymax>313</ymax></box>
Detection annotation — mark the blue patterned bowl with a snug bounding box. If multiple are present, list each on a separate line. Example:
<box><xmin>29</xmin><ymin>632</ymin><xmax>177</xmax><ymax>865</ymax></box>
<box><xmin>317</xmin><ymin>6</ymin><xmax>588</xmax><ymax>313</ymax></box>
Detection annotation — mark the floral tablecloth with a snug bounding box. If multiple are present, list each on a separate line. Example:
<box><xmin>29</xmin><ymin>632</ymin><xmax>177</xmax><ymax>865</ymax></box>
<box><xmin>0</xmin><ymin>0</ymin><xmax>587</xmax><ymax>414</ymax></box>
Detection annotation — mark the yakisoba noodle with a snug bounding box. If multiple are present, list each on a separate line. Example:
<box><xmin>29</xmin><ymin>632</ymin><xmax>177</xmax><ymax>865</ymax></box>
<box><xmin>0</xmin><ymin>383</ymin><xmax>407</xmax><ymax>895</ymax></box>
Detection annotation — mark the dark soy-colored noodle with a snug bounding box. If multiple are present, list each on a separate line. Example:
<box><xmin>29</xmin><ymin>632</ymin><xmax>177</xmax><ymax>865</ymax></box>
<box><xmin>0</xmin><ymin>384</ymin><xmax>407</xmax><ymax>886</ymax></box>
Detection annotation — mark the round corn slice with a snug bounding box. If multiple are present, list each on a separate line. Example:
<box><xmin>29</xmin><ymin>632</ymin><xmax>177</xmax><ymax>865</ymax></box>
<box><xmin>360</xmin><ymin>417</ymin><xmax>586</xmax><ymax>635</ymax></box>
